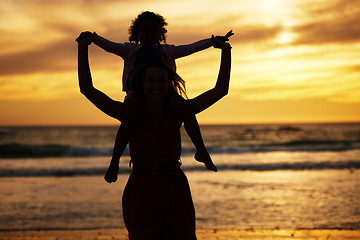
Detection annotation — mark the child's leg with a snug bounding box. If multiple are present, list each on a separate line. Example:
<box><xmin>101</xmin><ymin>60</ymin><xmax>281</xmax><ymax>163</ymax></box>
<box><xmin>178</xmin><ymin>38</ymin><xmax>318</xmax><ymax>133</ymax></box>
<box><xmin>114</xmin><ymin>93</ymin><xmax>144</xmax><ymax>160</ymax></box>
<box><xmin>171</xmin><ymin>95</ymin><xmax>217</xmax><ymax>172</ymax></box>
<box><xmin>104</xmin><ymin>93</ymin><xmax>144</xmax><ymax>183</ymax></box>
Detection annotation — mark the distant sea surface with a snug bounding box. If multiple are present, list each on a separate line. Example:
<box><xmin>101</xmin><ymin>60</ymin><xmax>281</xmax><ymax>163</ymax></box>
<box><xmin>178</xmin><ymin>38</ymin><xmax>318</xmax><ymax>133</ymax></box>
<box><xmin>0</xmin><ymin>123</ymin><xmax>359</xmax><ymax>230</ymax></box>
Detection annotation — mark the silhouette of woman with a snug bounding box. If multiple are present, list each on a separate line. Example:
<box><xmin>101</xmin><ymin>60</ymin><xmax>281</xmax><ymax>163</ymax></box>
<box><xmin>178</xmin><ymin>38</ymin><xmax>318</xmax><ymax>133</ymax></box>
<box><xmin>77</xmin><ymin>34</ymin><xmax>231</xmax><ymax>239</ymax></box>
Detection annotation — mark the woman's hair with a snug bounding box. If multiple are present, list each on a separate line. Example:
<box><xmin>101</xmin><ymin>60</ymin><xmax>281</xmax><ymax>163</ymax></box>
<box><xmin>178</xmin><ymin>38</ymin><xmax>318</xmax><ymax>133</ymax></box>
<box><xmin>128</xmin><ymin>11</ymin><xmax>168</xmax><ymax>43</ymax></box>
<box><xmin>129</xmin><ymin>62</ymin><xmax>187</xmax><ymax>99</ymax></box>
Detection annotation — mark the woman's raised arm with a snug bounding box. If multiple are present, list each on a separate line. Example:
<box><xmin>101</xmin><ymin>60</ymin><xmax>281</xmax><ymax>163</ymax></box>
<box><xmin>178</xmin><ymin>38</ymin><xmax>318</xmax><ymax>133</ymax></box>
<box><xmin>77</xmin><ymin>38</ymin><xmax>124</xmax><ymax>121</ymax></box>
<box><xmin>187</xmin><ymin>39</ymin><xmax>231</xmax><ymax>114</ymax></box>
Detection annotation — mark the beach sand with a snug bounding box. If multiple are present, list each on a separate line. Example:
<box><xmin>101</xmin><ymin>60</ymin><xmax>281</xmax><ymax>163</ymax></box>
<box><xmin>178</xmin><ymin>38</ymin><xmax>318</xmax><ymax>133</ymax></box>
<box><xmin>0</xmin><ymin>229</ymin><xmax>359</xmax><ymax>240</ymax></box>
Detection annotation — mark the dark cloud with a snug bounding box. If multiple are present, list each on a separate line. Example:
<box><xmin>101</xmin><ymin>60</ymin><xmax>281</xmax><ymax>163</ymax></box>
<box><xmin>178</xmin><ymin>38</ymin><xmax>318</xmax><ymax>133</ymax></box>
<box><xmin>293</xmin><ymin>16</ymin><xmax>360</xmax><ymax>45</ymax></box>
<box><xmin>92</xmin><ymin>22</ymin><xmax>133</xmax><ymax>42</ymax></box>
<box><xmin>0</xmin><ymin>33</ymin><xmax>126</xmax><ymax>76</ymax></box>
<box><xmin>0</xmin><ymin>41</ymin><xmax>76</xmax><ymax>76</ymax></box>
<box><xmin>301</xmin><ymin>0</ymin><xmax>358</xmax><ymax>16</ymax></box>
<box><xmin>293</xmin><ymin>0</ymin><xmax>360</xmax><ymax>45</ymax></box>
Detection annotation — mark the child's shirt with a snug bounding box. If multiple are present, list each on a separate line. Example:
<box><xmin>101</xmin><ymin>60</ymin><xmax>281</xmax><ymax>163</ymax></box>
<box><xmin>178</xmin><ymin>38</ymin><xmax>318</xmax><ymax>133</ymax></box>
<box><xmin>95</xmin><ymin>36</ymin><xmax>213</xmax><ymax>92</ymax></box>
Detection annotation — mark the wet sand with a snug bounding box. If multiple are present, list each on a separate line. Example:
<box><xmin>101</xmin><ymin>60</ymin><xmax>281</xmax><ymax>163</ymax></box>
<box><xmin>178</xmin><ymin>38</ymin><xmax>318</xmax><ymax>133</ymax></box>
<box><xmin>1</xmin><ymin>229</ymin><xmax>359</xmax><ymax>240</ymax></box>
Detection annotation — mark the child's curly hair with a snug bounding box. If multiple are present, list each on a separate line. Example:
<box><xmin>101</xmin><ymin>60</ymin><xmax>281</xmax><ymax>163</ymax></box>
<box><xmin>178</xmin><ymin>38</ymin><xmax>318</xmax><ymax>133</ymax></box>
<box><xmin>129</xmin><ymin>11</ymin><xmax>168</xmax><ymax>43</ymax></box>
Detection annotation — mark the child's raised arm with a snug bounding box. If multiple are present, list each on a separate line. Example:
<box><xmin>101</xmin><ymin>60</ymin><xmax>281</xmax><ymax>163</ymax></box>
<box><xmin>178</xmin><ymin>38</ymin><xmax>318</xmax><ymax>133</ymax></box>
<box><xmin>92</xmin><ymin>32</ymin><xmax>127</xmax><ymax>56</ymax></box>
<box><xmin>171</xmin><ymin>30</ymin><xmax>233</xmax><ymax>59</ymax></box>
<box><xmin>76</xmin><ymin>31</ymin><xmax>130</xmax><ymax>58</ymax></box>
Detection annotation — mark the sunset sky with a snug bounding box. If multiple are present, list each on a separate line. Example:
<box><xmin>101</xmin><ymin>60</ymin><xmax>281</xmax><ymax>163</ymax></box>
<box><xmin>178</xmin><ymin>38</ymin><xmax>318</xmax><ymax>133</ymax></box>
<box><xmin>1</xmin><ymin>0</ymin><xmax>359</xmax><ymax>125</ymax></box>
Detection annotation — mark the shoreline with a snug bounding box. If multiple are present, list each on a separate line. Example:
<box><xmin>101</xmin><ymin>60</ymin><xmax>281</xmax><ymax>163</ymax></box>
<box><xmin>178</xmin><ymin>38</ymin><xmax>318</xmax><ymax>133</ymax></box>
<box><xmin>1</xmin><ymin>228</ymin><xmax>359</xmax><ymax>240</ymax></box>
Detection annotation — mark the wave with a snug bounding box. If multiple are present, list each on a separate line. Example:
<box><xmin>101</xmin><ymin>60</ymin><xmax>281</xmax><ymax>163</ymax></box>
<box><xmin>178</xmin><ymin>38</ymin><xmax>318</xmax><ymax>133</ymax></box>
<box><xmin>1</xmin><ymin>140</ymin><xmax>359</xmax><ymax>158</ymax></box>
<box><xmin>1</xmin><ymin>160</ymin><xmax>359</xmax><ymax>177</ymax></box>
<box><xmin>0</xmin><ymin>144</ymin><xmax>128</xmax><ymax>158</ymax></box>
<box><xmin>0</xmin><ymin>167</ymin><xmax>131</xmax><ymax>177</ymax></box>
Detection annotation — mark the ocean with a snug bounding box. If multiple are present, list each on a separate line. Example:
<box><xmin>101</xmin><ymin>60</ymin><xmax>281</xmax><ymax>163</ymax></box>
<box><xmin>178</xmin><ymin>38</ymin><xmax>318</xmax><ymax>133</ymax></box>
<box><xmin>0</xmin><ymin>123</ymin><xmax>359</xmax><ymax>231</ymax></box>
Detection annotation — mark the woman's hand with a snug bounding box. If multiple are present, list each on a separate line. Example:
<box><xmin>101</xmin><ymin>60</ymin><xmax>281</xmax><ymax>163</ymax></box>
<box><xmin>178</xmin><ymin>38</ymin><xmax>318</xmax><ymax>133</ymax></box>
<box><xmin>104</xmin><ymin>161</ymin><xmax>119</xmax><ymax>183</ymax></box>
<box><xmin>76</xmin><ymin>31</ymin><xmax>96</xmax><ymax>45</ymax></box>
<box><xmin>212</xmin><ymin>30</ymin><xmax>233</xmax><ymax>49</ymax></box>
<box><xmin>212</xmin><ymin>35</ymin><xmax>232</xmax><ymax>49</ymax></box>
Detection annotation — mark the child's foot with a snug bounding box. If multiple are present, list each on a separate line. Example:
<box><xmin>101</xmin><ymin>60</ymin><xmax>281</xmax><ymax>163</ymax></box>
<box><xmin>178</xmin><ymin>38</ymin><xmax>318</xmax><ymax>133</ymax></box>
<box><xmin>195</xmin><ymin>150</ymin><xmax>217</xmax><ymax>172</ymax></box>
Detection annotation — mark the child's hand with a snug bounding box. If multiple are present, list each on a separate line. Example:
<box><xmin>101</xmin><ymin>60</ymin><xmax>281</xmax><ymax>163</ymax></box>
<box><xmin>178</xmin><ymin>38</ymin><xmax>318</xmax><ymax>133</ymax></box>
<box><xmin>104</xmin><ymin>162</ymin><xmax>119</xmax><ymax>183</ymax></box>
<box><xmin>214</xmin><ymin>30</ymin><xmax>234</xmax><ymax>42</ymax></box>
<box><xmin>212</xmin><ymin>35</ymin><xmax>232</xmax><ymax>49</ymax></box>
<box><xmin>76</xmin><ymin>31</ymin><xmax>95</xmax><ymax>45</ymax></box>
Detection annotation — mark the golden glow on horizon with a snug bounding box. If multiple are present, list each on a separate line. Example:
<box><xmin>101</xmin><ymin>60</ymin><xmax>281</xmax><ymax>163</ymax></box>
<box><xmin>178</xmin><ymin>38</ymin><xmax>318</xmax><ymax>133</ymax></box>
<box><xmin>0</xmin><ymin>0</ymin><xmax>359</xmax><ymax>125</ymax></box>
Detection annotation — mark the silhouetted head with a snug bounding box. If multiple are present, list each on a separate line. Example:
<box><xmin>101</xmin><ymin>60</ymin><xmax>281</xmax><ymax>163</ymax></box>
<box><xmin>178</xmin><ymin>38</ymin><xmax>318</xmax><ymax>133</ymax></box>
<box><xmin>129</xmin><ymin>11</ymin><xmax>168</xmax><ymax>45</ymax></box>
<box><xmin>130</xmin><ymin>62</ymin><xmax>187</xmax><ymax>99</ymax></box>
